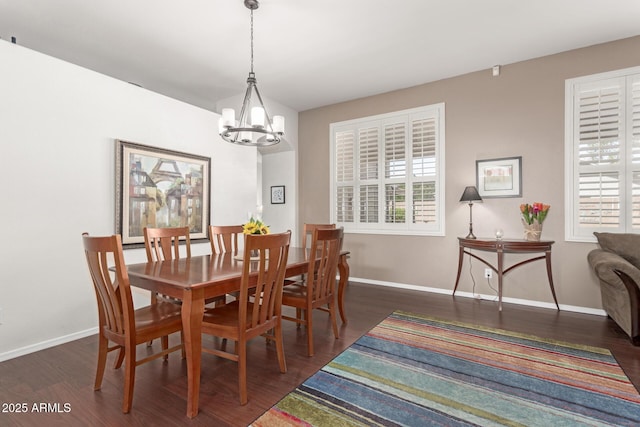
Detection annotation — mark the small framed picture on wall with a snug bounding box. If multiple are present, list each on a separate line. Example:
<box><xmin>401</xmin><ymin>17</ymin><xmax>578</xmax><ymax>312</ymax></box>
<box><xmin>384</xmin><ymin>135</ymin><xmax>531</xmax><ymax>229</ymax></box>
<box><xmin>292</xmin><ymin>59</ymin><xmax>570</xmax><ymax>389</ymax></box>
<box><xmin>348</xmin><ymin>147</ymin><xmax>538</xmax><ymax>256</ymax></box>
<box><xmin>271</xmin><ymin>185</ymin><xmax>285</xmax><ymax>204</ymax></box>
<box><xmin>476</xmin><ymin>156</ymin><xmax>522</xmax><ymax>198</ymax></box>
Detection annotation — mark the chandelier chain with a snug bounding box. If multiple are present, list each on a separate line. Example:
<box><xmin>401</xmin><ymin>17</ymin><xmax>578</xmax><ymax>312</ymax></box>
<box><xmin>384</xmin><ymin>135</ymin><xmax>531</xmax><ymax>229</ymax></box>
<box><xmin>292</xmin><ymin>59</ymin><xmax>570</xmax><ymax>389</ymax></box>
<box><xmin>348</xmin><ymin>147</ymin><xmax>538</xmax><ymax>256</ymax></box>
<box><xmin>250</xmin><ymin>9</ymin><xmax>254</xmax><ymax>74</ymax></box>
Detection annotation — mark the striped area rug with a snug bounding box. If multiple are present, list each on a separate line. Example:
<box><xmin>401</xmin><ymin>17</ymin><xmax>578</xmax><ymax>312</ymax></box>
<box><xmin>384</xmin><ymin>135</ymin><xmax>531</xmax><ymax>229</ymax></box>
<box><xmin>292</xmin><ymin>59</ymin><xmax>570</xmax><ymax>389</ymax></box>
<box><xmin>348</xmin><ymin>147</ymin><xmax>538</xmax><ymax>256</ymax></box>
<box><xmin>252</xmin><ymin>311</ymin><xmax>640</xmax><ymax>426</ymax></box>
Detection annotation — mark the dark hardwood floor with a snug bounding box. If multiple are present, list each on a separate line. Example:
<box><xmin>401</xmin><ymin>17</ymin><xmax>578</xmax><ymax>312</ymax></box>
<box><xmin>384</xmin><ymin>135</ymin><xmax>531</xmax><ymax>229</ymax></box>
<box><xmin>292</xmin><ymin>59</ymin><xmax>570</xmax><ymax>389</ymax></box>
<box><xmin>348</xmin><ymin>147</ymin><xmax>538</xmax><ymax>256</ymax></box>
<box><xmin>1</xmin><ymin>282</ymin><xmax>639</xmax><ymax>426</ymax></box>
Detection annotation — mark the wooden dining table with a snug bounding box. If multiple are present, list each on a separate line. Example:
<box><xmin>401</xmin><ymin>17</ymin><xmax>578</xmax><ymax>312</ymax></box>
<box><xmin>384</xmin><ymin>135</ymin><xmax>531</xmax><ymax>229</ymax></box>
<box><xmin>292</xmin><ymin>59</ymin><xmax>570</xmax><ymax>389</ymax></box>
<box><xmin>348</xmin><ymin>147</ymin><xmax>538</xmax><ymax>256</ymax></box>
<box><xmin>124</xmin><ymin>247</ymin><xmax>350</xmax><ymax>418</ymax></box>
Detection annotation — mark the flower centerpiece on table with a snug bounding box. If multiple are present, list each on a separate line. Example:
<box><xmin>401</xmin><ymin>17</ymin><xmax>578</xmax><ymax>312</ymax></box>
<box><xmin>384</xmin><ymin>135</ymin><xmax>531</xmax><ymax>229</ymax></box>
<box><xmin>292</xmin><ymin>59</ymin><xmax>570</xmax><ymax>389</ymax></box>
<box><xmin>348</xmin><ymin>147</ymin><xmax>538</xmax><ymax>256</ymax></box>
<box><xmin>520</xmin><ymin>202</ymin><xmax>550</xmax><ymax>241</ymax></box>
<box><xmin>242</xmin><ymin>217</ymin><xmax>269</xmax><ymax>258</ymax></box>
<box><xmin>242</xmin><ymin>217</ymin><xmax>270</xmax><ymax>235</ymax></box>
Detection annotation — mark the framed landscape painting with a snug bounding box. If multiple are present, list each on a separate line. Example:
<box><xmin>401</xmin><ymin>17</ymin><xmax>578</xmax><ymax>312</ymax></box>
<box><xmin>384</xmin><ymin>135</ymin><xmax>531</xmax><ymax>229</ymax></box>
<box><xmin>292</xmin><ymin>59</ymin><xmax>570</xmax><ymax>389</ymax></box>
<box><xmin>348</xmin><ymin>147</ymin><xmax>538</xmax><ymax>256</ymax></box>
<box><xmin>115</xmin><ymin>140</ymin><xmax>211</xmax><ymax>246</ymax></box>
<box><xmin>476</xmin><ymin>156</ymin><xmax>522</xmax><ymax>198</ymax></box>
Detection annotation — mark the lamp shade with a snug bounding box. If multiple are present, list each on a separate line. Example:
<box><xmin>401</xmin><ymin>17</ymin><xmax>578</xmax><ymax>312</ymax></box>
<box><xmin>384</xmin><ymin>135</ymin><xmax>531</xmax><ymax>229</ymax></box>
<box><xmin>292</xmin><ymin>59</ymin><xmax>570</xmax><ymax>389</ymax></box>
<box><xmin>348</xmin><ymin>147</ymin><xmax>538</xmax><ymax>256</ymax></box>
<box><xmin>460</xmin><ymin>186</ymin><xmax>482</xmax><ymax>202</ymax></box>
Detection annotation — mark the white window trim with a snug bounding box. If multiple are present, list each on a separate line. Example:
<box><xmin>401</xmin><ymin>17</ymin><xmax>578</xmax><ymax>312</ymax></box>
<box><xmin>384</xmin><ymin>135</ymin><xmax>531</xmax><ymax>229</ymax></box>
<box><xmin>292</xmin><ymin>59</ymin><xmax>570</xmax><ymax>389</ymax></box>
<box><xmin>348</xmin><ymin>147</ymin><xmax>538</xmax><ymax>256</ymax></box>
<box><xmin>564</xmin><ymin>65</ymin><xmax>640</xmax><ymax>242</ymax></box>
<box><xmin>330</xmin><ymin>104</ymin><xmax>445</xmax><ymax>236</ymax></box>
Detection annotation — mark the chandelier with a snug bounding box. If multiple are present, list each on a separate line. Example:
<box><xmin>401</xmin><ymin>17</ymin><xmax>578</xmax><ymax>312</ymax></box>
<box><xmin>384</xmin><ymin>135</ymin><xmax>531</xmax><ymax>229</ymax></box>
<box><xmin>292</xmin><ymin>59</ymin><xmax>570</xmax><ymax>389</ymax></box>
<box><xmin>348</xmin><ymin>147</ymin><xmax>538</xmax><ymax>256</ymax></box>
<box><xmin>218</xmin><ymin>0</ymin><xmax>284</xmax><ymax>146</ymax></box>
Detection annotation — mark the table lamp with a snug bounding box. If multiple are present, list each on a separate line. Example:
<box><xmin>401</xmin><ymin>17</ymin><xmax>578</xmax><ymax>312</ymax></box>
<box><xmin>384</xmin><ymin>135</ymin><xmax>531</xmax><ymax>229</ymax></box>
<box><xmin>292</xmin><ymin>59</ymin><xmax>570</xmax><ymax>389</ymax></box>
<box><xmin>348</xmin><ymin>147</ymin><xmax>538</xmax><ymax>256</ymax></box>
<box><xmin>460</xmin><ymin>186</ymin><xmax>482</xmax><ymax>239</ymax></box>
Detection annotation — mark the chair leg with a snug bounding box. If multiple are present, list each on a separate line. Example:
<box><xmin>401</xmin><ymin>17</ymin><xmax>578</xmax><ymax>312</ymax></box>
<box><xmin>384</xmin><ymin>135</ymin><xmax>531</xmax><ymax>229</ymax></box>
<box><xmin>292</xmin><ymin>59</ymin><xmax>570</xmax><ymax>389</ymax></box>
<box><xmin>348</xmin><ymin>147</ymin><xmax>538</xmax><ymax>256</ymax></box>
<box><xmin>161</xmin><ymin>335</ymin><xmax>169</xmax><ymax>361</ymax></box>
<box><xmin>238</xmin><ymin>342</ymin><xmax>248</xmax><ymax>405</ymax></box>
<box><xmin>295</xmin><ymin>308</ymin><xmax>302</xmax><ymax>328</ymax></box>
<box><xmin>329</xmin><ymin>301</ymin><xmax>339</xmax><ymax>339</ymax></box>
<box><xmin>275</xmin><ymin>322</ymin><xmax>287</xmax><ymax>373</ymax></box>
<box><xmin>94</xmin><ymin>334</ymin><xmax>109</xmax><ymax>390</ymax></box>
<box><xmin>148</xmin><ymin>293</ymin><xmax>158</xmax><ymax>347</ymax></box>
<box><xmin>122</xmin><ymin>345</ymin><xmax>136</xmax><ymax>414</ymax></box>
<box><xmin>305</xmin><ymin>307</ymin><xmax>314</xmax><ymax>357</ymax></box>
<box><xmin>180</xmin><ymin>332</ymin><xmax>186</xmax><ymax>359</ymax></box>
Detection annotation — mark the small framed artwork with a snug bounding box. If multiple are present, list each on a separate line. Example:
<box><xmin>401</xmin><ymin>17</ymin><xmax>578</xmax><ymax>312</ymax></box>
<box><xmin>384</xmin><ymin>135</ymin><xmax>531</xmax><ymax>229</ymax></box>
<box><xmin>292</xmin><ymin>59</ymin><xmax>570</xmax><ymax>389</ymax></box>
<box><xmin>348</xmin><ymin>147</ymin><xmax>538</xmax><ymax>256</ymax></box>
<box><xmin>476</xmin><ymin>156</ymin><xmax>522</xmax><ymax>198</ymax></box>
<box><xmin>115</xmin><ymin>140</ymin><xmax>211</xmax><ymax>246</ymax></box>
<box><xmin>271</xmin><ymin>185</ymin><xmax>285</xmax><ymax>204</ymax></box>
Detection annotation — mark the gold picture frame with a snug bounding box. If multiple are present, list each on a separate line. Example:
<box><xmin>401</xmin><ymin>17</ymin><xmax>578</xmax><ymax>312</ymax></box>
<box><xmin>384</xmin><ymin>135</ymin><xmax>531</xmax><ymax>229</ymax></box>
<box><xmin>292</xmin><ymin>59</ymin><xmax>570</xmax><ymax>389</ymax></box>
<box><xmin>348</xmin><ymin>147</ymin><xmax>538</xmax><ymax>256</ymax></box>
<box><xmin>115</xmin><ymin>140</ymin><xmax>210</xmax><ymax>246</ymax></box>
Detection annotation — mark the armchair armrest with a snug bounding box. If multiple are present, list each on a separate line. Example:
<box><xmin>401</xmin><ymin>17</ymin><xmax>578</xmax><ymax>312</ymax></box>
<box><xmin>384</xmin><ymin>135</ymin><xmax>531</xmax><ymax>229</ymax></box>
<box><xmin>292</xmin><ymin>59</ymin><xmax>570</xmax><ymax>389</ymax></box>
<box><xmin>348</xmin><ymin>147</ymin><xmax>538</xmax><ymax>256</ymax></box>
<box><xmin>588</xmin><ymin>249</ymin><xmax>640</xmax><ymax>290</ymax></box>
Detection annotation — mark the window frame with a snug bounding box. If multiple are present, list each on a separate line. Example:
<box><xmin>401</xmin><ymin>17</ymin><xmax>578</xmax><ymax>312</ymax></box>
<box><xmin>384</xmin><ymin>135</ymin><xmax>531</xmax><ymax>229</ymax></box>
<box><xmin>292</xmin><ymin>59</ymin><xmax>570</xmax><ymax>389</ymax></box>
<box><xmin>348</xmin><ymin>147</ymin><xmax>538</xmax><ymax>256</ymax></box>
<box><xmin>330</xmin><ymin>104</ymin><xmax>445</xmax><ymax>236</ymax></box>
<box><xmin>564</xmin><ymin>66</ymin><xmax>640</xmax><ymax>242</ymax></box>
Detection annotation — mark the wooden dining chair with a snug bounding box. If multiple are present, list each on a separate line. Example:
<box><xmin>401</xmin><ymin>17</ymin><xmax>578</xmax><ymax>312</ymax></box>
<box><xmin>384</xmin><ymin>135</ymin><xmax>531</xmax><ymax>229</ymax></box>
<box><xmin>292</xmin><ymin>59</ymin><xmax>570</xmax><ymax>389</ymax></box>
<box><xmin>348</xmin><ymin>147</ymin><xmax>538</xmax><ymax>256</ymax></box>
<box><xmin>209</xmin><ymin>224</ymin><xmax>244</xmax><ymax>255</ymax></box>
<box><xmin>200</xmin><ymin>231</ymin><xmax>291</xmax><ymax>405</ymax></box>
<box><xmin>144</xmin><ymin>226</ymin><xmax>225</xmax><ymax>305</ymax></box>
<box><xmin>81</xmin><ymin>233</ymin><xmax>183</xmax><ymax>414</ymax></box>
<box><xmin>301</xmin><ymin>223</ymin><xmax>336</xmax><ymax>250</ymax></box>
<box><xmin>284</xmin><ymin>223</ymin><xmax>337</xmax><ymax>322</ymax></box>
<box><xmin>143</xmin><ymin>226</ymin><xmax>192</xmax><ymax>307</ymax></box>
<box><xmin>286</xmin><ymin>223</ymin><xmax>336</xmax><ymax>286</ymax></box>
<box><xmin>281</xmin><ymin>227</ymin><xmax>343</xmax><ymax>357</ymax></box>
<box><xmin>143</xmin><ymin>226</ymin><xmax>191</xmax><ymax>264</ymax></box>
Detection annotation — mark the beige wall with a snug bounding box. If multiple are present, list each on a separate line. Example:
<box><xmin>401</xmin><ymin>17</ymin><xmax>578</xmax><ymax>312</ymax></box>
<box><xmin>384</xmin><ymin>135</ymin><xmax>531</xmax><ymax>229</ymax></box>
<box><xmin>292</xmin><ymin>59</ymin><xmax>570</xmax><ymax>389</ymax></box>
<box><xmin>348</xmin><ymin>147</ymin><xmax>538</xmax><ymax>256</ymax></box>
<box><xmin>298</xmin><ymin>36</ymin><xmax>640</xmax><ymax>311</ymax></box>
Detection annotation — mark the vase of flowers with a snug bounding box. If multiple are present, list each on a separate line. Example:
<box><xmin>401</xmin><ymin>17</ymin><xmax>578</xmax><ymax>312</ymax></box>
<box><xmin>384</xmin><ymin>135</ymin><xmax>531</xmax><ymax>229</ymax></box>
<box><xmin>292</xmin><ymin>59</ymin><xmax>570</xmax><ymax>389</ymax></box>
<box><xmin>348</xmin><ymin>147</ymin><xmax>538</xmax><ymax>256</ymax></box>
<box><xmin>242</xmin><ymin>217</ymin><xmax>270</xmax><ymax>257</ymax></box>
<box><xmin>520</xmin><ymin>202</ymin><xmax>550</xmax><ymax>241</ymax></box>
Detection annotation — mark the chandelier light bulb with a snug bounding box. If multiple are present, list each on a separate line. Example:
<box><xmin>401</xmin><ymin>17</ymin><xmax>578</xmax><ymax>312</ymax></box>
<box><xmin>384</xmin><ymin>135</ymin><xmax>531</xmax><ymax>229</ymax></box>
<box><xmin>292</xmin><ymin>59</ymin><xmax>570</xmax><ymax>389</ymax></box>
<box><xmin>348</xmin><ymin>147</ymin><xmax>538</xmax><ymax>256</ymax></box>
<box><xmin>251</xmin><ymin>106</ymin><xmax>265</xmax><ymax>128</ymax></box>
<box><xmin>272</xmin><ymin>115</ymin><xmax>285</xmax><ymax>133</ymax></box>
<box><xmin>239</xmin><ymin>131</ymin><xmax>252</xmax><ymax>143</ymax></box>
<box><xmin>222</xmin><ymin>108</ymin><xmax>235</xmax><ymax>127</ymax></box>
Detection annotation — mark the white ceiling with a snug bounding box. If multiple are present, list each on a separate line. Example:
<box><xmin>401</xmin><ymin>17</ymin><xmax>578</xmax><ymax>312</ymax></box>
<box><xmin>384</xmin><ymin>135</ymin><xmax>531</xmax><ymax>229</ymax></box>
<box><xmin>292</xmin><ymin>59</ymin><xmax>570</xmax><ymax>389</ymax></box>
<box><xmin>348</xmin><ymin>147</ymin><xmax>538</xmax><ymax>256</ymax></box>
<box><xmin>2</xmin><ymin>0</ymin><xmax>640</xmax><ymax>112</ymax></box>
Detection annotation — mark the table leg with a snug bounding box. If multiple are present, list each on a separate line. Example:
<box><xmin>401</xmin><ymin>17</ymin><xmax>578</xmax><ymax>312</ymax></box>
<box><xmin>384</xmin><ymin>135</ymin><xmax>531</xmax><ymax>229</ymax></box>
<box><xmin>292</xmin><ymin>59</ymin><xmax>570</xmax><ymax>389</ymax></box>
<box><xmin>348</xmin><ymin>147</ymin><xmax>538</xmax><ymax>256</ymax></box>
<box><xmin>453</xmin><ymin>245</ymin><xmax>465</xmax><ymax>295</ymax></box>
<box><xmin>182</xmin><ymin>288</ymin><xmax>205</xmax><ymax>419</ymax></box>
<box><xmin>545</xmin><ymin>250</ymin><xmax>560</xmax><ymax>310</ymax></box>
<box><xmin>497</xmin><ymin>248</ymin><xmax>504</xmax><ymax>311</ymax></box>
<box><xmin>337</xmin><ymin>254</ymin><xmax>350</xmax><ymax>324</ymax></box>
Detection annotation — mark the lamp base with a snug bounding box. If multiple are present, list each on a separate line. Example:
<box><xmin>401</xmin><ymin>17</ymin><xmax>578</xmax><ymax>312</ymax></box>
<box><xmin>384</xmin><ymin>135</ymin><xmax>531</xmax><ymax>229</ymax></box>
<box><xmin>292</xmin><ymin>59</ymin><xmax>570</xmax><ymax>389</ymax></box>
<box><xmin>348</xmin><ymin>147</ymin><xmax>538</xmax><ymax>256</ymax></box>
<box><xmin>465</xmin><ymin>232</ymin><xmax>477</xmax><ymax>239</ymax></box>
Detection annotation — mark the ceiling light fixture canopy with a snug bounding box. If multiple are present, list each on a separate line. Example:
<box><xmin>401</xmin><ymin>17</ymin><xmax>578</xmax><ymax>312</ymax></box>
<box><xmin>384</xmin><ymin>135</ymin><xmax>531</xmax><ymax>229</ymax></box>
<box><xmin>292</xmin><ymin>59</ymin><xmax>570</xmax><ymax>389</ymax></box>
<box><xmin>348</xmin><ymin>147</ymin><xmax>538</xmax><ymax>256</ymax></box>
<box><xmin>218</xmin><ymin>0</ymin><xmax>284</xmax><ymax>146</ymax></box>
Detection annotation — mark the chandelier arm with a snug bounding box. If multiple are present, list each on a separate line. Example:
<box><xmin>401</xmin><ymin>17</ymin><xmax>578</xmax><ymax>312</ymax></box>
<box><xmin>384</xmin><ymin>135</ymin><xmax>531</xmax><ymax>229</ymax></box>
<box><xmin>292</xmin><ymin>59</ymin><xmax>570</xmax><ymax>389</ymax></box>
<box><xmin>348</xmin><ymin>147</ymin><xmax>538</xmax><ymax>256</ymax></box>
<box><xmin>252</xmin><ymin>84</ymin><xmax>274</xmax><ymax>132</ymax></box>
<box><xmin>237</xmin><ymin>78</ymin><xmax>255</xmax><ymax>127</ymax></box>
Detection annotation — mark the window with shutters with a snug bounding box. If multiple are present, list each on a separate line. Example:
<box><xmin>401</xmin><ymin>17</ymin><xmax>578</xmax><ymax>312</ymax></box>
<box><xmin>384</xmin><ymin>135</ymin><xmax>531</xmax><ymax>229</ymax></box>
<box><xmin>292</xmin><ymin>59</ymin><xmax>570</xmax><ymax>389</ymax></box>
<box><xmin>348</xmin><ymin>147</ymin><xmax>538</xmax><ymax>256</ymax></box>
<box><xmin>330</xmin><ymin>104</ymin><xmax>445</xmax><ymax>235</ymax></box>
<box><xmin>565</xmin><ymin>67</ymin><xmax>640</xmax><ymax>241</ymax></box>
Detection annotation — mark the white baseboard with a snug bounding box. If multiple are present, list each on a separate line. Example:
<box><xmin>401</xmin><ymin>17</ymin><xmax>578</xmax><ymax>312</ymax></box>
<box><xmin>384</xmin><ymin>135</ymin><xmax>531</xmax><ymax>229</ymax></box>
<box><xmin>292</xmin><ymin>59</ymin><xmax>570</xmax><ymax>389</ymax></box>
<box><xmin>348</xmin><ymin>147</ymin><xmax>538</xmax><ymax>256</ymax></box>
<box><xmin>351</xmin><ymin>277</ymin><xmax>607</xmax><ymax>317</ymax></box>
<box><xmin>0</xmin><ymin>327</ymin><xmax>98</xmax><ymax>363</ymax></box>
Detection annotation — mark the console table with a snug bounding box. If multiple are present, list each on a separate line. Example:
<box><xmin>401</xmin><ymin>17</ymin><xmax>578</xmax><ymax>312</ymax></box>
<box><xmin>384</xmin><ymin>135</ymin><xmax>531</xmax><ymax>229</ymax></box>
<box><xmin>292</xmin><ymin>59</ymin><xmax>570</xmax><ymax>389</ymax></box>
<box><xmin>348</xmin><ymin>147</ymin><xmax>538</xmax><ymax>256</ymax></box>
<box><xmin>453</xmin><ymin>237</ymin><xmax>559</xmax><ymax>311</ymax></box>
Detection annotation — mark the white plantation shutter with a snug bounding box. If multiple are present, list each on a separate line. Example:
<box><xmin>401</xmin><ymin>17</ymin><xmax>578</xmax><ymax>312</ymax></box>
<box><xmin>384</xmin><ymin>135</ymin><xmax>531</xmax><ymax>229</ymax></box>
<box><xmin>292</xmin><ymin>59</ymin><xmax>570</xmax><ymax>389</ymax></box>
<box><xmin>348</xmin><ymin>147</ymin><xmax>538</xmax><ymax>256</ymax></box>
<box><xmin>336</xmin><ymin>186</ymin><xmax>354</xmax><ymax>223</ymax></box>
<box><xmin>385</xmin><ymin>123</ymin><xmax>406</xmax><ymax>178</ymax></box>
<box><xmin>335</xmin><ymin>131</ymin><xmax>354</xmax><ymax>223</ymax></box>
<box><xmin>566</xmin><ymin>67</ymin><xmax>640</xmax><ymax>240</ymax></box>
<box><xmin>359</xmin><ymin>184</ymin><xmax>378</xmax><ymax>223</ymax></box>
<box><xmin>336</xmin><ymin>130</ymin><xmax>354</xmax><ymax>182</ymax></box>
<box><xmin>411</xmin><ymin>117</ymin><xmax>437</xmax><ymax>224</ymax></box>
<box><xmin>413</xmin><ymin>182</ymin><xmax>436</xmax><ymax>224</ymax></box>
<box><xmin>577</xmin><ymin>172</ymin><xmax>620</xmax><ymax>227</ymax></box>
<box><xmin>576</xmin><ymin>79</ymin><xmax>623</xmax><ymax>230</ymax></box>
<box><xmin>632</xmin><ymin>171</ymin><xmax>640</xmax><ymax>228</ymax></box>
<box><xmin>359</xmin><ymin>127</ymin><xmax>379</xmax><ymax>180</ymax></box>
<box><xmin>331</xmin><ymin>104</ymin><xmax>445</xmax><ymax>235</ymax></box>
<box><xmin>384</xmin><ymin>122</ymin><xmax>406</xmax><ymax>224</ymax></box>
<box><xmin>385</xmin><ymin>183</ymin><xmax>405</xmax><ymax>223</ymax></box>
<box><xmin>631</xmin><ymin>77</ymin><xmax>640</xmax><ymax>229</ymax></box>
<box><xmin>412</xmin><ymin>118</ymin><xmax>437</xmax><ymax>177</ymax></box>
<box><xmin>577</xmin><ymin>83</ymin><xmax>622</xmax><ymax>167</ymax></box>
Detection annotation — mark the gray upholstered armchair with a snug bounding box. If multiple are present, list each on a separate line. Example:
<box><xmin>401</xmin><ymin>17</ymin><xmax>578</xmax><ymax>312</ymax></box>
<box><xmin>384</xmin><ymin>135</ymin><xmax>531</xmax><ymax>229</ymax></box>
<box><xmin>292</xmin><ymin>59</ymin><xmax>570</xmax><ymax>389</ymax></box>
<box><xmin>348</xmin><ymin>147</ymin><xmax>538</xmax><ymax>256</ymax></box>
<box><xmin>588</xmin><ymin>232</ymin><xmax>640</xmax><ymax>345</ymax></box>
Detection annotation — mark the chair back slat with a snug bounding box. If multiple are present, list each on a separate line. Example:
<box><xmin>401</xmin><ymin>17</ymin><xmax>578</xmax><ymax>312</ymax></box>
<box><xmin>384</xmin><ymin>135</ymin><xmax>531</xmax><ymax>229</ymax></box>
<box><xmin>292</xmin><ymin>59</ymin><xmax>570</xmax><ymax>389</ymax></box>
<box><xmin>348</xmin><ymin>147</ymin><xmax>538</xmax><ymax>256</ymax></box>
<box><xmin>209</xmin><ymin>225</ymin><xmax>244</xmax><ymax>254</ymax></box>
<box><xmin>143</xmin><ymin>227</ymin><xmax>191</xmax><ymax>262</ymax></box>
